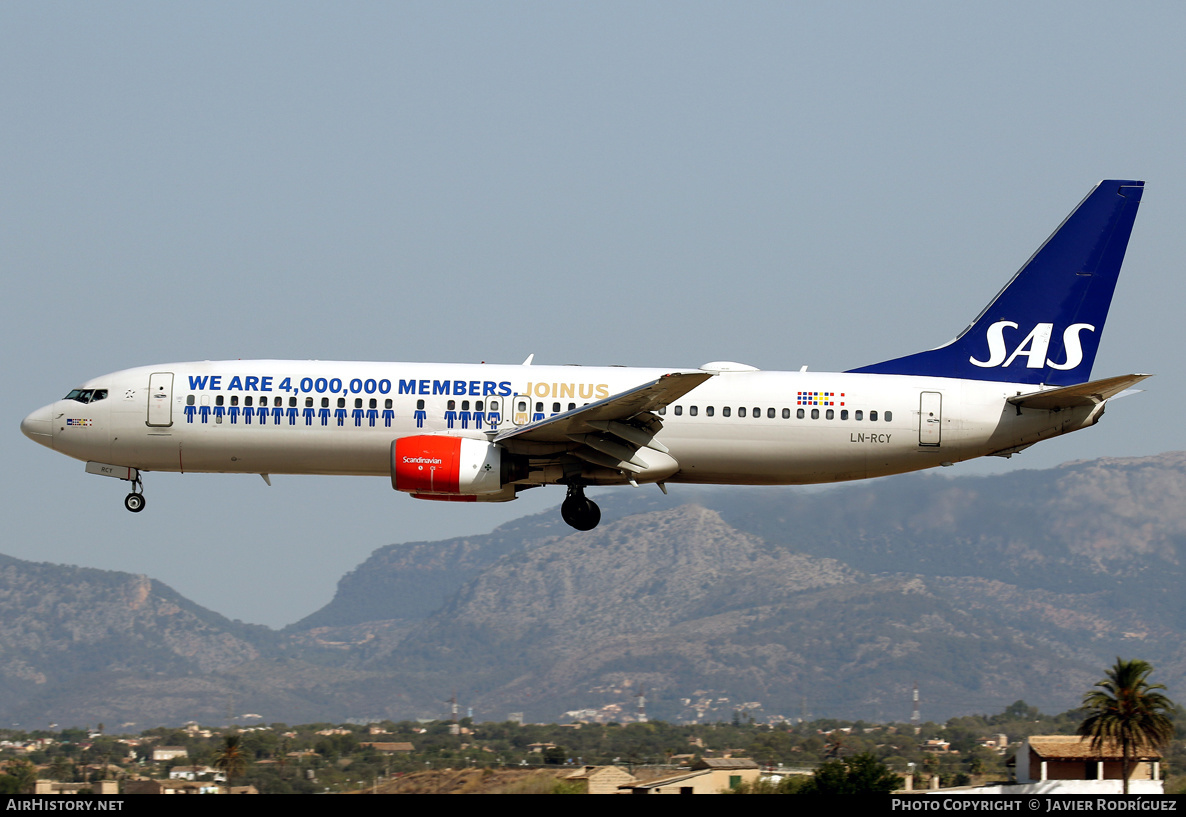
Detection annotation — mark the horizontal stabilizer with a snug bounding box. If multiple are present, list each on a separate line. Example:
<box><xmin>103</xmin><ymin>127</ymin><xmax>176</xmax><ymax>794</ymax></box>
<box><xmin>1007</xmin><ymin>373</ymin><xmax>1150</xmax><ymax>411</ymax></box>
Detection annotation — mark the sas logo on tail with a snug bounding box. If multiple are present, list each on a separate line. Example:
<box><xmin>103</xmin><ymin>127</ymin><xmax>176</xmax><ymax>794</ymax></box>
<box><xmin>970</xmin><ymin>321</ymin><xmax>1095</xmax><ymax>370</ymax></box>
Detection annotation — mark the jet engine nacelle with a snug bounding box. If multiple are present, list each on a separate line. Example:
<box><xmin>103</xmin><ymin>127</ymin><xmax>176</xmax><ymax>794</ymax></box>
<box><xmin>392</xmin><ymin>436</ymin><xmax>507</xmax><ymax>497</ymax></box>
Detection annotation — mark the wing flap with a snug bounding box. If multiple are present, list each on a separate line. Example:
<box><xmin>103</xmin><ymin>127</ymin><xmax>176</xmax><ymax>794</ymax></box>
<box><xmin>493</xmin><ymin>371</ymin><xmax>712</xmax><ymax>444</ymax></box>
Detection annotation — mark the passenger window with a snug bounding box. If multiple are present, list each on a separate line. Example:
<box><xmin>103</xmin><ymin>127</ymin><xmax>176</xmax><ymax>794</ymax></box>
<box><xmin>337</xmin><ymin>397</ymin><xmax>345</xmax><ymax>408</ymax></box>
<box><xmin>462</xmin><ymin>401</ymin><xmax>470</xmax><ymax>411</ymax></box>
<box><xmin>186</xmin><ymin>394</ymin><xmax>195</xmax><ymax>406</ymax></box>
<box><xmin>797</xmin><ymin>408</ymin><xmax>804</xmax><ymax>419</ymax></box>
<box><xmin>231</xmin><ymin>396</ymin><xmax>239</xmax><ymax>406</ymax></box>
<box><xmin>216</xmin><ymin>395</ymin><xmax>224</xmax><ymax>406</ymax></box>
<box><xmin>475</xmin><ymin>401</ymin><xmax>483</xmax><ymax>411</ymax></box>
<box><xmin>841</xmin><ymin>409</ymin><xmax>849</xmax><ymax>420</ymax></box>
<box><xmin>706</xmin><ymin>406</ymin><xmax>714</xmax><ymax>417</ymax></box>
<box><xmin>416</xmin><ymin>399</ymin><xmax>424</xmax><ymax>410</ymax></box>
<box><xmin>767</xmin><ymin>408</ymin><xmax>775</xmax><ymax>419</ymax></box>
<box><xmin>753</xmin><ymin>407</ymin><xmax>760</xmax><ymax>417</ymax></box>
<box><xmin>385</xmin><ymin>399</ymin><xmax>393</xmax><ymax>409</ymax></box>
<box><xmin>739</xmin><ymin>407</ymin><xmax>746</xmax><ymax>418</ymax></box>
<box><xmin>782</xmin><ymin>408</ymin><xmax>790</xmax><ymax>419</ymax></box>
<box><xmin>489</xmin><ymin>400</ymin><xmax>499</xmax><ymax>411</ymax></box>
<box><xmin>369</xmin><ymin>398</ymin><xmax>377</xmax><ymax>409</ymax></box>
<box><xmin>855</xmin><ymin>410</ymin><xmax>863</xmax><ymax>421</ymax></box>
<box><xmin>568</xmin><ymin>402</ymin><xmax>575</xmax><ymax>411</ymax></box>
<box><xmin>290</xmin><ymin>396</ymin><xmax>298</xmax><ymax>407</ymax></box>
<box><xmin>658</xmin><ymin>406</ymin><xmax>666</xmax><ymax>415</ymax></box>
<box><xmin>723</xmin><ymin>406</ymin><xmax>731</xmax><ymax>417</ymax></box>
<box><xmin>870</xmin><ymin>410</ymin><xmax>878</xmax><ymax>421</ymax></box>
<box><xmin>245</xmin><ymin>396</ymin><xmax>253</xmax><ymax>407</ymax></box>
<box><xmin>811</xmin><ymin>409</ymin><xmax>819</xmax><ymax>420</ymax></box>
<box><xmin>552</xmin><ymin>402</ymin><xmax>560</xmax><ymax>413</ymax></box>
<box><xmin>354</xmin><ymin>398</ymin><xmax>362</xmax><ymax>408</ymax></box>
<box><xmin>274</xmin><ymin>396</ymin><xmax>283</xmax><ymax>407</ymax></box>
<box><xmin>885</xmin><ymin>411</ymin><xmax>892</xmax><ymax>422</ymax></box>
<box><xmin>322</xmin><ymin>397</ymin><xmax>330</xmax><ymax>408</ymax></box>
<box><xmin>826</xmin><ymin>409</ymin><xmax>834</xmax><ymax>420</ymax></box>
<box><xmin>535</xmin><ymin>402</ymin><xmax>543</xmax><ymax>413</ymax></box>
<box><xmin>305</xmin><ymin>397</ymin><xmax>312</xmax><ymax>407</ymax></box>
<box><xmin>447</xmin><ymin>400</ymin><xmax>456</xmax><ymax>410</ymax></box>
<box><xmin>674</xmin><ymin>405</ymin><xmax>683</xmax><ymax>416</ymax></box>
<box><xmin>689</xmin><ymin>406</ymin><xmax>698</xmax><ymax>416</ymax></box>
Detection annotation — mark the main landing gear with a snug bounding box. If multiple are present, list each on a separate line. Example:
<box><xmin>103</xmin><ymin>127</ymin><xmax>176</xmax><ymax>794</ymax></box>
<box><xmin>561</xmin><ymin>484</ymin><xmax>601</xmax><ymax>531</ymax></box>
<box><xmin>124</xmin><ymin>475</ymin><xmax>146</xmax><ymax>513</ymax></box>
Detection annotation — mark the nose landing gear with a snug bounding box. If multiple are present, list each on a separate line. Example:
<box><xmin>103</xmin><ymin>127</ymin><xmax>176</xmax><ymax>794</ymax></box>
<box><xmin>560</xmin><ymin>484</ymin><xmax>601</xmax><ymax>531</ymax></box>
<box><xmin>124</xmin><ymin>475</ymin><xmax>146</xmax><ymax>513</ymax></box>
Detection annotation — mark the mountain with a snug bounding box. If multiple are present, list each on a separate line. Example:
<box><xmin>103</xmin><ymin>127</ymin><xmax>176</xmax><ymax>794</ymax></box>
<box><xmin>3</xmin><ymin>451</ymin><xmax>1186</xmax><ymax>726</ymax></box>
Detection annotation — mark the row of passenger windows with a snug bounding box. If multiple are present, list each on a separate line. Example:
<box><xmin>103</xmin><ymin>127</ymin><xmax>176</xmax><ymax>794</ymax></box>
<box><xmin>179</xmin><ymin>394</ymin><xmax>891</xmax><ymax>421</ymax></box>
<box><xmin>187</xmin><ymin>394</ymin><xmax>397</xmax><ymax>409</ymax></box>
<box><xmin>660</xmin><ymin>405</ymin><xmax>893</xmax><ymax>422</ymax></box>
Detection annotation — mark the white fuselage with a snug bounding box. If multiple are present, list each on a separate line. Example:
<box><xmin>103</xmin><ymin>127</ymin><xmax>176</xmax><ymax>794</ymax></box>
<box><xmin>25</xmin><ymin>359</ymin><xmax>1096</xmax><ymax>488</ymax></box>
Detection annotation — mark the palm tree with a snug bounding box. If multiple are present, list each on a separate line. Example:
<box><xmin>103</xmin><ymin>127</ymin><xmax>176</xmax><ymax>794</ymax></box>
<box><xmin>1078</xmin><ymin>658</ymin><xmax>1175</xmax><ymax>794</ymax></box>
<box><xmin>213</xmin><ymin>735</ymin><xmax>247</xmax><ymax>789</ymax></box>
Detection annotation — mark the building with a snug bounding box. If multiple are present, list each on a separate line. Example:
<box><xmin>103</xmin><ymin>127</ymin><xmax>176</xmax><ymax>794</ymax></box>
<box><xmin>617</xmin><ymin>758</ymin><xmax>760</xmax><ymax>794</ymax></box>
<box><xmin>1012</xmin><ymin>736</ymin><xmax>1161</xmax><ymax>787</ymax></box>
<box><xmin>564</xmin><ymin>765</ymin><xmax>637</xmax><ymax>794</ymax></box>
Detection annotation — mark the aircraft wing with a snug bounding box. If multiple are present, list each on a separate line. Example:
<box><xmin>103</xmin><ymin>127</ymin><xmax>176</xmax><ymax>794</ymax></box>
<box><xmin>493</xmin><ymin>371</ymin><xmax>712</xmax><ymax>445</ymax></box>
<box><xmin>1007</xmin><ymin>373</ymin><xmax>1151</xmax><ymax>411</ymax></box>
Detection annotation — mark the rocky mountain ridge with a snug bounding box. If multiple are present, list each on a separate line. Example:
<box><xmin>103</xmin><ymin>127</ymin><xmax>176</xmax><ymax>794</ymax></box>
<box><xmin>3</xmin><ymin>451</ymin><xmax>1184</xmax><ymax>727</ymax></box>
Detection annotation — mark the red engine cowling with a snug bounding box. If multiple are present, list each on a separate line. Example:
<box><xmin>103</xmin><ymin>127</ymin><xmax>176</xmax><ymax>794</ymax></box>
<box><xmin>392</xmin><ymin>436</ymin><xmax>505</xmax><ymax>496</ymax></box>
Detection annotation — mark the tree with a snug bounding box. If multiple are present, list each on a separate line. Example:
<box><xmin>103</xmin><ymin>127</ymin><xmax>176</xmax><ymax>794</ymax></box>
<box><xmin>213</xmin><ymin>735</ymin><xmax>247</xmax><ymax>787</ymax></box>
<box><xmin>799</xmin><ymin>752</ymin><xmax>902</xmax><ymax>795</ymax></box>
<box><xmin>1078</xmin><ymin>658</ymin><xmax>1175</xmax><ymax>795</ymax></box>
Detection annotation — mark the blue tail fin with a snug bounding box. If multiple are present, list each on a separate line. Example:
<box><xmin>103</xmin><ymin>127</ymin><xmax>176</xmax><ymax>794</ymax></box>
<box><xmin>847</xmin><ymin>180</ymin><xmax>1144</xmax><ymax>386</ymax></box>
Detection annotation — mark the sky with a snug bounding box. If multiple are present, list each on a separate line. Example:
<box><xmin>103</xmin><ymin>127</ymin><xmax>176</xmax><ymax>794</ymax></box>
<box><xmin>3</xmin><ymin>2</ymin><xmax>1184</xmax><ymax>628</ymax></box>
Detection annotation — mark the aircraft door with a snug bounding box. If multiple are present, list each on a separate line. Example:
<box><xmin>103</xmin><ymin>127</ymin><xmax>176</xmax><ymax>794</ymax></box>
<box><xmin>147</xmin><ymin>372</ymin><xmax>174</xmax><ymax>427</ymax></box>
<box><xmin>919</xmin><ymin>391</ymin><xmax>942</xmax><ymax>446</ymax></box>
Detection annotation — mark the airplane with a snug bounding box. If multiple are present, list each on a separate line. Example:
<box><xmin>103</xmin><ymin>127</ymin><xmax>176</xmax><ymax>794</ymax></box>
<box><xmin>21</xmin><ymin>180</ymin><xmax>1148</xmax><ymax>532</ymax></box>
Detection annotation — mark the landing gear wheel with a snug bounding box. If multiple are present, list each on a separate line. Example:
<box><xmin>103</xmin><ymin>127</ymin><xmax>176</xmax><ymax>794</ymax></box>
<box><xmin>561</xmin><ymin>486</ymin><xmax>601</xmax><ymax>531</ymax></box>
<box><xmin>124</xmin><ymin>493</ymin><xmax>146</xmax><ymax>513</ymax></box>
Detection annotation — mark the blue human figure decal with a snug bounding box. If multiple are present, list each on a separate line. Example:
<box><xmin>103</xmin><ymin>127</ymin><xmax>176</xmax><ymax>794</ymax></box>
<box><xmin>198</xmin><ymin>405</ymin><xmax>211</xmax><ymax>424</ymax></box>
<box><xmin>458</xmin><ymin>410</ymin><xmax>471</xmax><ymax>429</ymax></box>
<box><xmin>366</xmin><ymin>407</ymin><xmax>378</xmax><ymax>427</ymax></box>
<box><xmin>258</xmin><ymin>405</ymin><xmax>270</xmax><ymax>424</ymax></box>
<box><xmin>382</xmin><ymin>408</ymin><xmax>394</xmax><ymax>428</ymax></box>
<box><xmin>184</xmin><ymin>404</ymin><xmax>197</xmax><ymax>423</ymax></box>
<box><xmin>272</xmin><ymin>405</ymin><xmax>284</xmax><ymax>425</ymax></box>
<box><xmin>352</xmin><ymin>407</ymin><xmax>364</xmax><ymax>426</ymax></box>
<box><xmin>334</xmin><ymin>407</ymin><xmax>347</xmax><ymax>426</ymax></box>
<box><xmin>228</xmin><ymin>405</ymin><xmax>240</xmax><ymax>424</ymax></box>
<box><xmin>487</xmin><ymin>410</ymin><xmax>501</xmax><ymax>428</ymax></box>
<box><xmin>473</xmin><ymin>411</ymin><xmax>484</xmax><ymax>430</ymax></box>
<box><xmin>319</xmin><ymin>407</ymin><xmax>331</xmax><ymax>426</ymax></box>
<box><xmin>533</xmin><ymin>411</ymin><xmax>545</xmax><ymax>422</ymax></box>
<box><xmin>212</xmin><ymin>404</ymin><xmax>225</xmax><ymax>423</ymax></box>
<box><xmin>444</xmin><ymin>410</ymin><xmax>457</xmax><ymax>429</ymax></box>
<box><xmin>287</xmin><ymin>406</ymin><xmax>298</xmax><ymax>425</ymax></box>
<box><xmin>413</xmin><ymin>409</ymin><xmax>426</xmax><ymax>428</ymax></box>
<box><xmin>303</xmin><ymin>407</ymin><xmax>315</xmax><ymax>425</ymax></box>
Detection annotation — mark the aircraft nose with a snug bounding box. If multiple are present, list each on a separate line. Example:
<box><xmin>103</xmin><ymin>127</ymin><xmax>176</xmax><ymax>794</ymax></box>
<box><xmin>20</xmin><ymin>404</ymin><xmax>54</xmax><ymax>449</ymax></box>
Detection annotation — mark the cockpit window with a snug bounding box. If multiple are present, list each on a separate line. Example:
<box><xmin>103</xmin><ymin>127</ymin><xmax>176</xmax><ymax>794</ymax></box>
<box><xmin>65</xmin><ymin>389</ymin><xmax>106</xmax><ymax>404</ymax></box>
